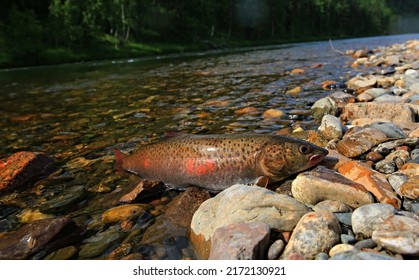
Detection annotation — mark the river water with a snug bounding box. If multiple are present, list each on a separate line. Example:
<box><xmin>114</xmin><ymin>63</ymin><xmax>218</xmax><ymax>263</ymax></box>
<box><xmin>0</xmin><ymin>34</ymin><xmax>418</xmax><ymax>259</ymax></box>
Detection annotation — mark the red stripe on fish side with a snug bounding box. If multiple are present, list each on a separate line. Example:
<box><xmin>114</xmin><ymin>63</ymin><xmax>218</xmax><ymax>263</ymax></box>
<box><xmin>143</xmin><ymin>158</ymin><xmax>150</xmax><ymax>169</ymax></box>
<box><xmin>186</xmin><ymin>158</ymin><xmax>216</xmax><ymax>176</ymax></box>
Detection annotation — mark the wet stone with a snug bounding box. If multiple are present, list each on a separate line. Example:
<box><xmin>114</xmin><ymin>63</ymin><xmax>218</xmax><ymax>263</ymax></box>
<box><xmin>351</xmin><ymin>203</ymin><xmax>396</xmax><ymax>239</ymax></box>
<box><xmin>372</xmin><ymin>215</ymin><xmax>419</xmax><ymax>256</ymax></box>
<box><xmin>39</xmin><ymin>185</ymin><xmax>85</xmax><ymax>214</ymax></box>
<box><xmin>0</xmin><ymin>216</ymin><xmax>71</xmax><ymax>259</ymax></box>
<box><xmin>44</xmin><ymin>246</ymin><xmax>78</xmax><ymax>260</ymax></box>
<box><xmin>281</xmin><ymin>211</ymin><xmax>341</xmax><ymax>260</ymax></box>
<box><xmin>209</xmin><ymin>222</ymin><xmax>270</xmax><ymax>260</ymax></box>
<box><xmin>78</xmin><ymin>225</ymin><xmax>122</xmax><ymax>259</ymax></box>
<box><xmin>102</xmin><ymin>204</ymin><xmax>150</xmax><ymax>224</ymax></box>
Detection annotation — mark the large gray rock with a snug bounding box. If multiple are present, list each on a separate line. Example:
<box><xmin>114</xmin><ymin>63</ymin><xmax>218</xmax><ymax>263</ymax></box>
<box><xmin>190</xmin><ymin>184</ymin><xmax>309</xmax><ymax>259</ymax></box>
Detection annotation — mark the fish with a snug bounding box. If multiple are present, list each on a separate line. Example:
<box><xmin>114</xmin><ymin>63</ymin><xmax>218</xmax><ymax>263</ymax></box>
<box><xmin>114</xmin><ymin>134</ymin><xmax>328</xmax><ymax>191</ymax></box>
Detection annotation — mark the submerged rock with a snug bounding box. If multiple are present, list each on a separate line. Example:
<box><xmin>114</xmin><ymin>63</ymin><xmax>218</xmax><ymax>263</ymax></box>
<box><xmin>0</xmin><ymin>216</ymin><xmax>71</xmax><ymax>259</ymax></box>
<box><xmin>0</xmin><ymin>152</ymin><xmax>55</xmax><ymax>192</ymax></box>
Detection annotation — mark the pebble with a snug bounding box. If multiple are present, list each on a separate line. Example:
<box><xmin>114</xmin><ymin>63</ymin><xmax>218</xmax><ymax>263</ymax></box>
<box><xmin>39</xmin><ymin>185</ymin><xmax>85</xmax><ymax>214</ymax></box>
<box><xmin>262</xmin><ymin>108</ymin><xmax>284</xmax><ymax>119</ymax></box>
<box><xmin>314</xmin><ymin>252</ymin><xmax>329</xmax><ymax>260</ymax></box>
<box><xmin>341</xmin><ymin>234</ymin><xmax>356</xmax><ymax>244</ymax></box>
<box><xmin>330</xmin><ymin>249</ymin><xmax>397</xmax><ymax>260</ymax></box>
<box><xmin>78</xmin><ymin>226</ymin><xmax>122</xmax><ymax>259</ymax></box>
<box><xmin>311</xmin><ymin>97</ymin><xmax>337</xmax><ymax>120</ymax></box>
<box><xmin>292</xmin><ymin>166</ymin><xmax>374</xmax><ymax>208</ymax></box>
<box><xmin>102</xmin><ymin>204</ymin><xmax>150</xmax><ymax>224</ymax></box>
<box><xmin>388</xmin><ymin>173</ymin><xmax>409</xmax><ymax>196</ymax></box>
<box><xmin>318</xmin><ymin>114</ymin><xmax>344</xmax><ymax>140</ymax></box>
<box><xmin>329</xmin><ymin>244</ymin><xmax>355</xmax><ymax>257</ymax></box>
<box><xmin>351</xmin><ymin>203</ymin><xmax>396</xmax><ymax>238</ymax></box>
<box><xmin>372</xmin><ymin>215</ymin><xmax>419</xmax><ymax>256</ymax></box>
<box><xmin>281</xmin><ymin>211</ymin><xmax>341</xmax><ymax>260</ymax></box>
<box><xmin>190</xmin><ymin>184</ymin><xmax>309</xmax><ymax>259</ymax></box>
<box><xmin>267</xmin><ymin>239</ymin><xmax>285</xmax><ymax>260</ymax></box>
<box><xmin>209</xmin><ymin>222</ymin><xmax>270</xmax><ymax>260</ymax></box>
<box><xmin>334</xmin><ymin>212</ymin><xmax>352</xmax><ymax>226</ymax></box>
<box><xmin>44</xmin><ymin>246</ymin><xmax>78</xmax><ymax>260</ymax></box>
<box><xmin>354</xmin><ymin>238</ymin><xmax>378</xmax><ymax>250</ymax></box>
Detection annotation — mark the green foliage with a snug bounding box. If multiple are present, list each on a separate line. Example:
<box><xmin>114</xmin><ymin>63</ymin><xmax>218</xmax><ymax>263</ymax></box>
<box><xmin>0</xmin><ymin>0</ymin><xmax>418</xmax><ymax>67</ymax></box>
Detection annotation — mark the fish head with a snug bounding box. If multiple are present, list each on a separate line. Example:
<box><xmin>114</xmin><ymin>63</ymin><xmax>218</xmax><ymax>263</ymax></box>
<box><xmin>257</xmin><ymin>137</ymin><xmax>328</xmax><ymax>182</ymax></box>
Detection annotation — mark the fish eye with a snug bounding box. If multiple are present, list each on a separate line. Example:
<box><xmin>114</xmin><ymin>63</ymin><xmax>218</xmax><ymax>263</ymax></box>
<box><xmin>299</xmin><ymin>144</ymin><xmax>311</xmax><ymax>154</ymax></box>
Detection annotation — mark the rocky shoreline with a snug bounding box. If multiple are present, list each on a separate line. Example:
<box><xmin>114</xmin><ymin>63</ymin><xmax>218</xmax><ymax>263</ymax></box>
<box><xmin>0</xmin><ymin>39</ymin><xmax>418</xmax><ymax>260</ymax></box>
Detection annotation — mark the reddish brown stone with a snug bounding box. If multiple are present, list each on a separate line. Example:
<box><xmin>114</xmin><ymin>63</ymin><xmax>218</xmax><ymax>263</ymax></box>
<box><xmin>0</xmin><ymin>152</ymin><xmax>55</xmax><ymax>192</ymax></box>
<box><xmin>338</xmin><ymin>161</ymin><xmax>401</xmax><ymax>208</ymax></box>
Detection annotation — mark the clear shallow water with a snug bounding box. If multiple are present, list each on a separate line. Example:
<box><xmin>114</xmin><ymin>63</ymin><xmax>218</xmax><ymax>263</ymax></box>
<box><xmin>0</xmin><ymin>34</ymin><xmax>418</xmax><ymax>259</ymax></box>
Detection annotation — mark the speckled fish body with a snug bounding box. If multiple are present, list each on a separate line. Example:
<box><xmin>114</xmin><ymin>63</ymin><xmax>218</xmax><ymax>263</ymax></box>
<box><xmin>114</xmin><ymin>134</ymin><xmax>328</xmax><ymax>191</ymax></box>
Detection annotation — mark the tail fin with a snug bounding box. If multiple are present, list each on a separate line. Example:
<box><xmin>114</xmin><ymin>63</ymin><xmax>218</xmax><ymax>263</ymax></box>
<box><xmin>113</xmin><ymin>148</ymin><xmax>127</xmax><ymax>172</ymax></box>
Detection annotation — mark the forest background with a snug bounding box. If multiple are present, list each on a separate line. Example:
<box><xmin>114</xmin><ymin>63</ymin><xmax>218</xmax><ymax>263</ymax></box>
<box><xmin>1</xmin><ymin>0</ymin><xmax>418</xmax><ymax>68</ymax></box>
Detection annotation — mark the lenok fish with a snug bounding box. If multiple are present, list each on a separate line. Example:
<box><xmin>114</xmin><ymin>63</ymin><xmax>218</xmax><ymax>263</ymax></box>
<box><xmin>114</xmin><ymin>134</ymin><xmax>328</xmax><ymax>191</ymax></box>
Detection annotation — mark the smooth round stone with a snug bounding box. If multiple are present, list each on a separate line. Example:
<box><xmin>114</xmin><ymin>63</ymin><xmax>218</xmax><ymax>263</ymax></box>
<box><xmin>372</xmin><ymin>215</ymin><xmax>419</xmax><ymax>255</ymax></box>
<box><xmin>405</xmin><ymin>69</ymin><xmax>419</xmax><ymax>79</ymax></box>
<box><xmin>329</xmin><ymin>244</ymin><xmax>355</xmax><ymax>257</ymax></box>
<box><xmin>314</xmin><ymin>252</ymin><xmax>329</xmax><ymax>260</ymax></box>
<box><xmin>268</xmin><ymin>239</ymin><xmax>285</xmax><ymax>260</ymax></box>
<box><xmin>44</xmin><ymin>246</ymin><xmax>78</xmax><ymax>260</ymax></box>
<box><xmin>78</xmin><ymin>226</ymin><xmax>122</xmax><ymax>259</ymax></box>
<box><xmin>341</xmin><ymin>234</ymin><xmax>356</xmax><ymax>244</ymax></box>
<box><xmin>352</xmin><ymin>203</ymin><xmax>396</xmax><ymax>238</ymax></box>
<box><xmin>334</xmin><ymin>212</ymin><xmax>352</xmax><ymax>226</ymax></box>
<box><xmin>281</xmin><ymin>211</ymin><xmax>341</xmax><ymax>260</ymax></box>
<box><xmin>370</xmin><ymin>122</ymin><xmax>407</xmax><ymax>139</ymax></box>
<box><xmin>354</xmin><ymin>238</ymin><xmax>377</xmax><ymax>250</ymax></box>
<box><xmin>102</xmin><ymin>204</ymin><xmax>149</xmax><ymax>224</ymax></box>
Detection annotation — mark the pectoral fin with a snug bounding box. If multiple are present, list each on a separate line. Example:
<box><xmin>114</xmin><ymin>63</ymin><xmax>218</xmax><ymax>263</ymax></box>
<box><xmin>254</xmin><ymin>176</ymin><xmax>270</xmax><ymax>188</ymax></box>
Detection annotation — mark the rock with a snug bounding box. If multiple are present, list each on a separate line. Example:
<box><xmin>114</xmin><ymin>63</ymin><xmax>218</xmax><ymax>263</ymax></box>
<box><xmin>315</xmin><ymin>252</ymin><xmax>329</xmax><ymax>260</ymax></box>
<box><xmin>357</xmin><ymin>88</ymin><xmax>390</xmax><ymax>102</ymax></box>
<box><xmin>44</xmin><ymin>246</ymin><xmax>78</xmax><ymax>260</ymax></box>
<box><xmin>405</xmin><ymin>69</ymin><xmax>419</xmax><ymax>79</ymax></box>
<box><xmin>78</xmin><ymin>225</ymin><xmax>122</xmax><ymax>259</ymax></box>
<box><xmin>102</xmin><ymin>204</ymin><xmax>150</xmax><ymax>224</ymax></box>
<box><xmin>354</xmin><ymin>238</ymin><xmax>377</xmax><ymax>250</ymax></box>
<box><xmin>338</xmin><ymin>161</ymin><xmax>401</xmax><ymax>208</ymax></box>
<box><xmin>341</xmin><ymin>102</ymin><xmax>416</xmax><ymax>123</ymax></box>
<box><xmin>374</xmin><ymin>159</ymin><xmax>397</xmax><ymax>174</ymax></box>
<box><xmin>347</xmin><ymin>75</ymin><xmax>377</xmax><ymax>92</ymax></box>
<box><xmin>281</xmin><ymin>211</ymin><xmax>341</xmax><ymax>260</ymax></box>
<box><xmin>234</xmin><ymin>107</ymin><xmax>259</xmax><ymax>115</ymax></box>
<box><xmin>341</xmin><ymin>234</ymin><xmax>356</xmax><ymax>244</ymax></box>
<box><xmin>312</xmin><ymin>200</ymin><xmax>352</xmax><ymax>213</ymax></box>
<box><xmin>372</xmin><ymin>215</ymin><xmax>419</xmax><ymax>256</ymax></box>
<box><xmin>209</xmin><ymin>222</ymin><xmax>270</xmax><ymax>260</ymax></box>
<box><xmin>322</xmin><ymin>149</ymin><xmax>352</xmax><ymax>170</ymax></box>
<box><xmin>267</xmin><ymin>239</ymin><xmax>285</xmax><ymax>260</ymax></box>
<box><xmin>329</xmin><ymin>244</ymin><xmax>355</xmax><ymax>257</ymax></box>
<box><xmin>399</xmin><ymin>162</ymin><xmax>419</xmax><ymax>177</ymax></box>
<box><xmin>365</xmin><ymin>151</ymin><xmax>384</xmax><ymax>162</ymax></box>
<box><xmin>388</xmin><ymin>173</ymin><xmax>409</xmax><ymax>196</ymax></box>
<box><xmin>319</xmin><ymin>115</ymin><xmax>343</xmax><ymax>140</ymax></box>
<box><xmin>165</xmin><ymin>187</ymin><xmax>211</xmax><ymax>228</ymax></box>
<box><xmin>373</xmin><ymin>138</ymin><xmax>419</xmax><ymax>155</ymax></box>
<box><xmin>369</xmin><ymin>122</ymin><xmax>407</xmax><ymax>139</ymax></box>
<box><xmin>0</xmin><ymin>216</ymin><xmax>71</xmax><ymax>259</ymax></box>
<box><xmin>334</xmin><ymin>212</ymin><xmax>352</xmax><ymax>226</ymax></box>
<box><xmin>385</xmin><ymin>55</ymin><xmax>400</xmax><ymax>66</ymax></box>
<box><xmin>399</xmin><ymin>175</ymin><xmax>419</xmax><ymax>199</ymax></box>
<box><xmin>375</xmin><ymin>94</ymin><xmax>402</xmax><ymax>103</ymax></box>
<box><xmin>351</xmin><ymin>203</ymin><xmax>396</xmax><ymax>238</ymax></box>
<box><xmin>291</xmin><ymin>166</ymin><xmax>374</xmax><ymax>208</ymax></box>
<box><xmin>311</xmin><ymin>97</ymin><xmax>337</xmax><ymax>120</ymax></box>
<box><xmin>330</xmin><ymin>249</ymin><xmax>397</xmax><ymax>260</ymax></box>
<box><xmin>336</xmin><ymin>127</ymin><xmax>388</xmax><ymax>158</ymax></box>
<box><xmin>0</xmin><ymin>152</ymin><xmax>55</xmax><ymax>192</ymax></box>
<box><xmin>262</xmin><ymin>109</ymin><xmax>284</xmax><ymax>119</ymax></box>
<box><xmin>17</xmin><ymin>209</ymin><xmax>53</xmax><ymax>223</ymax></box>
<box><xmin>190</xmin><ymin>184</ymin><xmax>309</xmax><ymax>259</ymax></box>
<box><xmin>285</xmin><ymin>86</ymin><xmax>302</xmax><ymax>96</ymax></box>
<box><xmin>118</xmin><ymin>180</ymin><xmax>165</xmax><ymax>203</ymax></box>
<box><xmin>39</xmin><ymin>185</ymin><xmax>85</xmax><ymax>214</ymax></box>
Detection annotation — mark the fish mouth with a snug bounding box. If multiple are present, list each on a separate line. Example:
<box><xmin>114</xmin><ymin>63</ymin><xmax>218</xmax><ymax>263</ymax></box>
<box><xmin>309</xmin><ymin>153</ymin><xmax>326</xmax><ymax>165</ymax></box>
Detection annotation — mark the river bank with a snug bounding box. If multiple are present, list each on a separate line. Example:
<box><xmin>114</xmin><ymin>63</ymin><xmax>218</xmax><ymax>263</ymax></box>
<box><xmin>0</xmin><ymin>35</ymin><xmax>418</xmax><ymax>260</ymax></box>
